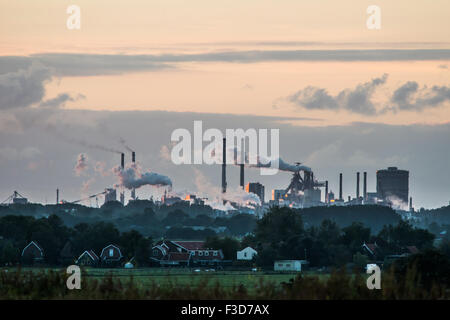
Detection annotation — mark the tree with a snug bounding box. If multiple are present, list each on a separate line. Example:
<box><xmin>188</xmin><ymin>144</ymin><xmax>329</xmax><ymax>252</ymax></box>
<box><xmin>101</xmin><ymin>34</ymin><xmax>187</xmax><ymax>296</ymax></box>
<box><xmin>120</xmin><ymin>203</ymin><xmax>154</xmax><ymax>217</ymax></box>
<box><xmin>254</xmin><ymin>207</ymin><xmax>304</xmax><ymax>245</ymax></box>
<box><xmin>341</xmin><ymin>222</ymin><xmax>371</xmax><ymax>253</ymax></box>
<box><xmin>378</xmin><ymin>220</ymin><xmax>435</xmax><ymax>250</ymax></box>
<box><xmin>135</xmin><ymin>237</ymin><xmax>152</xmax><ymax>266</ymax></box>
<box><xmin>205</xmin><ymin>236</ymin><xmax>240</xmax><ymax>260</ymax></box>
<box><xmin>120</xmin><ymin>230</ymin><xmax>144</xmax><ymax>260</ymax></box>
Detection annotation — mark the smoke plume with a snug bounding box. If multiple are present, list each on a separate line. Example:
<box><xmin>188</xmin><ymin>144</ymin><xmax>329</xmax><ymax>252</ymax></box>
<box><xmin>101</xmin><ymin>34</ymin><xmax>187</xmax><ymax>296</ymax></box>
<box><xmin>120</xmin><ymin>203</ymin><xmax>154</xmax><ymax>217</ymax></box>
<box><xmin>113</xmin><ymin>162</ymin><xmax>172</xmax><ymax>189</ymax></box>
<box><xmin>74</xmin><ymin>153</ymin><xmax>88</xmax><ymax>176</ymax></box>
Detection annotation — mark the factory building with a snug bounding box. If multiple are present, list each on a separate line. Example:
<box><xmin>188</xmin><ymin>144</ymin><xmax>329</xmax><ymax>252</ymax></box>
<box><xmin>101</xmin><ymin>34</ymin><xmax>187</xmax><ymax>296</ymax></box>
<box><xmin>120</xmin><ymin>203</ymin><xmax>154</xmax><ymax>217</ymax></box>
<box><xmin>376</xmin><ymin>167</ymin><xmax>409</xmax><ymax>205</ymax></box>
<box><xmin>272</xmin><ymin>189</ymin><xmax>285</xmax><ymax>202</ymax></box>
<box><xmin>104</xmin><ymin>188</ymin><xmax>117</xmax><ymax>204</ymax></box>
<box><xmin>245</xmin><ymin>182</ymin><xmax>265</xmax><ymax>204</ymax></box>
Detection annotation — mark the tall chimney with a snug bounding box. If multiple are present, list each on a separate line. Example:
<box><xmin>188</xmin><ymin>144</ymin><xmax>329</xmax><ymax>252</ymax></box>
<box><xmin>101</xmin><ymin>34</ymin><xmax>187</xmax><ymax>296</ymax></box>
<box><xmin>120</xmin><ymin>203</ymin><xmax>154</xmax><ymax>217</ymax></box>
<box><xmin>222</xmin><ymin>138</ymin><xmax>227</xmax><ymax>193</ymax></box>
<box><xmin>409</xmin><ymin>196</ymin><xmax>413</xmax><ymax>211</ymax></box>
<box><xmin>356</xmin><ymin>172</ymin><xmax>360</xmax><ymax>199</ymax></box>
<box><xmin>325</xmin><ymin>180</ymin><xmax>328</xmax><ymax>203</ymax></box>
<box><xmin>339</xmin><ymin>173</ymin><xmax>343</xmax><ymax>200</ymax></box>
<box><xmin>240</xmin><ymin>164</ymin><xmax>244</xmax><ymax>189</ymax></box>
<box><xmin>120</xmin><ymin>153</ymin><xmax>125</xmax><ymax>205</ymax></box>
<box><xmin>56</xmin><ymin>188</ymin><xmax>59</xmax><ymax>205</ymax></box>
<box><xmin>363</xmin><ymin>172</ymin><xmax>367</xmax><ymax>201</ymax></box>
<box><xmin>131</xmin><ymin>151</ymin><xmax>136</xmax><ymax>200</ymax></box>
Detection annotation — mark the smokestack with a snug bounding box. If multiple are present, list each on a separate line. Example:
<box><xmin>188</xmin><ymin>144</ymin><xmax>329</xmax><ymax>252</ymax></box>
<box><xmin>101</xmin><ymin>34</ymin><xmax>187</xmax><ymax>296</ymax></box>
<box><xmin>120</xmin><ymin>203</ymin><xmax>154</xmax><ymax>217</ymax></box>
<box><xmin>363</xmin><ymin>172</ymin><xmax>367</xmax><ymax>201</ymax></box>
<box><xmin>240</xmin><ymin>164</ymin><xmax>244</xmax><ymax>189</ymax></box>
<box><xmin>325</xmin><ymin>180</ymin><xmax>328</xmax><ymax>203</ymax></box>
<box><xmin>356</xmin><ymin>172</ymin><xmax>360</xmax><ymax>199</ymax></box>
<box><xmin>131</xmin><ymin>152</ymin><xmax>136</xmax><ymax>200</ymax></box>
<box><xmin>409</xmin><ymin>196</ymin><xmax>413</xmax><ymax>211</ymax></box>
<box><xmin>120</xmin><ymin>153</ymin><xmax>125</xmax><ymax>204</ymax></box>
<box><xmin>56</xmin><ymin>188</ymin><xmax>59</xmax><ymax>205</ymax></box>
<box><xmin>222</xmin><ymin>138</ymin><xmax>227</xmax><ymax>193</ymax></box>
<box><xmin>339</xmin><ymin>173</ymin><xmax>343</xmax><ymax>200</ymax></box>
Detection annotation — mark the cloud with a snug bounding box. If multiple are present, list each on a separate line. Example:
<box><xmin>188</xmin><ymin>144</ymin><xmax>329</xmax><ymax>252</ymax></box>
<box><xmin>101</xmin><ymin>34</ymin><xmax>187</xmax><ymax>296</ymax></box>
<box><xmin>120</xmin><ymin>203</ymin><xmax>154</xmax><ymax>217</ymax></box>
<box><xmin>1</xmin><ymin>50</ymin><xmax>450</xmax><ymax>77</ymax></box>
<box><xmin>39</xmin><ymin>93</ymin><xmax>85</xmax><ymax>108</ymax></box>
<box><xmin>0</xmin><ymin>63</ymin><xmax>52</xmax><ymax>110</ymax></box>
<box><xmin>287</xmin><ymin>75</ymin><xmax>450</xmax><ymax>115</ymax></box>
<box><xmin>288</xmin><ymin>74</ymin><xmax>388</xmax><ymax>115</ymax></box>
<box><xmin>387</xmin><ymin>82</ymin><xmax>450</xmax><ymax>112</ymax></box>
<box><xmin>0</xmin><ymin>146</ymin><xmax>41</xmax><ymax>163</ymax></box>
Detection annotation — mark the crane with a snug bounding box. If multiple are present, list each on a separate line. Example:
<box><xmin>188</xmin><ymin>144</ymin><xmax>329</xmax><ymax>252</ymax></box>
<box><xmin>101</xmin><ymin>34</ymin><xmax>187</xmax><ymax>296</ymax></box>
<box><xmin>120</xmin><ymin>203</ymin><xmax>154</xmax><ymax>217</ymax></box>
<box><xmin>1</xmin><ymin>191</ymin><xmax>28</xmax><ymax>205</ymax></box>
<box><xmin>61</xmin><ymin>190</ymin><xmax>107</xmax><ymax>207</ymax></box>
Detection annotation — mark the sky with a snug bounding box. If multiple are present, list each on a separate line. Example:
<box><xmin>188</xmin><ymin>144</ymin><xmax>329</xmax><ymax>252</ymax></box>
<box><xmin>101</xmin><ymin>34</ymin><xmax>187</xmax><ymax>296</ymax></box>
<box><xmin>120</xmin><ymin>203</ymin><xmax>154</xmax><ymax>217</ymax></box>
<box><xmin>0</xmin><ymin>1</ymin><xmax>449</xmax><ymax>208</ymax></box>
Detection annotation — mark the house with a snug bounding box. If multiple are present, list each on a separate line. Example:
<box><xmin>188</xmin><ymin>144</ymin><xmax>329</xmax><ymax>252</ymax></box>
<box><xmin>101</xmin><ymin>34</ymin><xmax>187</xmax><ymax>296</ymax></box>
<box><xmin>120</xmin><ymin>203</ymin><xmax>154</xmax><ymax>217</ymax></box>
<box><xmin>236</xmin><ymin>247</ymin><xmax>257</xmax><ymax>261</ymax></box>
<box><xmin>274</xmin><ymin>260</ymin><xmax>307</xmax><ymax>272</ymax></box>
<box><xmin>76</xmin><ymin>250</ymin><xmax>100</xmax><ymax>266</ymax></box>
<box><xmin>160</xmin><ymin>252</ymin><xmax>192</xmax><ymax>266</ymax></box>
<box><xmin>362</xmin><ymin>242</ymin><xmax>379</xmax><ymax>257</ymax></box>
<box><xmin>21</xmin><ymin>241</ymin><xmax>44</xmax><ymax>264</ymax></box>
<box><xmin>151</xmin><ymin>240</ymin><xmax>225</xmax><ymax>267</ymax></box>
<box><xmin>191</xmin><ymin>249</ymin><xmax>224</xmax><ymax>267</ymax></box>
<box><xmin>100</xmin><ymin>244</ymin><xmax>123</xmax><ymax>265</ymax></box>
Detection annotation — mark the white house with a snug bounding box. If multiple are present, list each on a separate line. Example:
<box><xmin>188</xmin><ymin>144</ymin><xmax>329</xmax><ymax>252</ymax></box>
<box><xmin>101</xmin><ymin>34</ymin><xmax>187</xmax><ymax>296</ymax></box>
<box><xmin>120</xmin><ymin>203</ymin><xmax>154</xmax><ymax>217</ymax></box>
<box><xmin>274</xmin><ymin>260</ymin><xmax>307</xmax><ymax>272</ymax></box>
<box><xmin>236</xmin><ymin>247</ymin><xmax>258</xmax><ymax>260</ymax></box>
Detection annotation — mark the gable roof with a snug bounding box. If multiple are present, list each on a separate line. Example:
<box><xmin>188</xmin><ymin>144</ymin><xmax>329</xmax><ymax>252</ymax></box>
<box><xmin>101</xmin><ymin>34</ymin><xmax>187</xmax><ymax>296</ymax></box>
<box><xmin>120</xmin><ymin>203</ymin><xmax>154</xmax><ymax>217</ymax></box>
<box><xmin>172</xmin><ymin>241</ymin><xmax>205</xmax><ymax>251</ymax></box>
<box><xmin>100</xmin><ymin>244</ymin><xmax>123</xmax><ymax>259</ymax></box>
<box><xmin>22</xmin><ymin>241</ymin><xmax>44</xmax><ymax>257</ymax></box>
<box><xmin>238</xmin><ymin>246</ymin><xmax>257</xmax><ymax>253</ymax></box>
<box><xmin>362</xmin><ymin>242</ymin><xmax>378</xmax><ymax>255</ymax></box>
<box><xmin>77</xmin><ymin>250</ymin><xmax>99</xmax><ymax>262</ymax></box>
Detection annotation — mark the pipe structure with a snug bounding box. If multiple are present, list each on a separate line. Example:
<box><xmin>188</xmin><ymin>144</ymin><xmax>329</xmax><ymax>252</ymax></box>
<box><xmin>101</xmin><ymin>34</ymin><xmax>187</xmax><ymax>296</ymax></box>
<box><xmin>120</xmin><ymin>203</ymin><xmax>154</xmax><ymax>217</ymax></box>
<box><xmin>240</xmin><ymin>164</ymin><xmax>244</xmax><ymax>189</ymax></box>
<box><xmin>357</xmin><ymin>172</ymin><xmax>360</xmax><ymax>199</ymax></box>
<box><xmin>363</xmin><ymin>172</ymin><xmax>367</xmax><ymax>201</ymax></box>
<box><xmin>131</xmin><ymin>151</ymin><xmax>136</xmax><ymax>200</ymax></box>
<box><xmin>222</xmin><ymin>138</ymin><xmax>227</xmax><ymax>193</ymax></box>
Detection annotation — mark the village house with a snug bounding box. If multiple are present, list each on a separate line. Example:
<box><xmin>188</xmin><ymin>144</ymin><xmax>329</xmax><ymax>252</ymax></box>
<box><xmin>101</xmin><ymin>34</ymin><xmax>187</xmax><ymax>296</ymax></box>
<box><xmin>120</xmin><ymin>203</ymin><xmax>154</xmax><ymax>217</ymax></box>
<box><xmin>236</xmin><ymin>247</ymin><xmax>258</xmax><ymax>261</ymax></box>
<box><xmin>21</xmin><ymin>241</ymin><xmax>44</xmax><ymax>264</ymax></box>
<box><xmin>274</xmin><ymin>260</ymin><xmax>308</xmax><ymax>272</ymax></box>
<box><xmin>100</xmin><ymin>244</ymin><xmax>123</xmax><ymax>266</ymax></box>
<box><xmin>151</xmin><ymin>240</ymin><xmax>225</xmax><ymax>267</ymax></box>
<box><xmin>76</xmin><ymin>250</ymin><xmax>100</xmax><ymax>266</ymax></box>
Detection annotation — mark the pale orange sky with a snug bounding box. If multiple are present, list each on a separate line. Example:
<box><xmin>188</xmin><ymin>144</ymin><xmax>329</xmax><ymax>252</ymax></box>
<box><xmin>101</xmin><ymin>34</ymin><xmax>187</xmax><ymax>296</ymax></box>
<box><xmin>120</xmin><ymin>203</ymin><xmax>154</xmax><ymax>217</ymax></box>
<box><xmin>1</xmin><ymin>0</ymin><xmax>449</xmax><ymax>125</ymax></box>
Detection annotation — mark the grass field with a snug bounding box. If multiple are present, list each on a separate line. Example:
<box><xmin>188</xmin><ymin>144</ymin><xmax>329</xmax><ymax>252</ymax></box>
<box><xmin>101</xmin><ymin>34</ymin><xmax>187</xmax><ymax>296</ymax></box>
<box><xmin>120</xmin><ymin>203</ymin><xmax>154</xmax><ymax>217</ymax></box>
<box><xmin>8</xmin><ymin>267</ymin><xmax>330</xmax><ymax>292</ymax></box>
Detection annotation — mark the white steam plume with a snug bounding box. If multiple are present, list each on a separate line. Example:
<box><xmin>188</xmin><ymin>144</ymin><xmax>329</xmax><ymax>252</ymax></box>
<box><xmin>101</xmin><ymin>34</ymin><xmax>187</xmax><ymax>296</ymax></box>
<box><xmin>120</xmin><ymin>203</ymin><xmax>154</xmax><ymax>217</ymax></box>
<box><xmin>113</xmin><ymin>162</ymin><xmax>172</xmax><ymax>190</ymax></box>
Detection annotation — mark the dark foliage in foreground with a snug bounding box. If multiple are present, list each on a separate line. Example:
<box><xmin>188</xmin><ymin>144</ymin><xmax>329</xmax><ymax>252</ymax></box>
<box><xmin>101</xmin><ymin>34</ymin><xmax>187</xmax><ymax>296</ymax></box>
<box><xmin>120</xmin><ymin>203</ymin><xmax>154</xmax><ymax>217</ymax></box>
<box><xmin>1</xmin><ymin>252</ymin><xmax>449</xmax><ymax>300</ymax></box>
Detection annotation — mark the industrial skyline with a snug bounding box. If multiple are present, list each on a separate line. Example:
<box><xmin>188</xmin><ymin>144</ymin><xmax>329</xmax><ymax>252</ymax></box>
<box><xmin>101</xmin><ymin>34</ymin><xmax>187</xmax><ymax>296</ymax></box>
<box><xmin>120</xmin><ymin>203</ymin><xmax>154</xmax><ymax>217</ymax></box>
<box><xmin>0</xmin><ymin>1</ymin><xmax>449</xmax><ymax>209</ymax></box>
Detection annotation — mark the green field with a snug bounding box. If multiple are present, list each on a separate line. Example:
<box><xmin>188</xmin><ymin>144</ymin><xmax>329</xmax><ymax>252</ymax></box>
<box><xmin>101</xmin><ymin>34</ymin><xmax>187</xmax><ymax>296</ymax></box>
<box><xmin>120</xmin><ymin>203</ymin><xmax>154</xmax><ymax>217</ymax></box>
<box><xmin>10</xmin><ymin>267</ymin><xmax>329</xmax><ymax>292</ymax></box>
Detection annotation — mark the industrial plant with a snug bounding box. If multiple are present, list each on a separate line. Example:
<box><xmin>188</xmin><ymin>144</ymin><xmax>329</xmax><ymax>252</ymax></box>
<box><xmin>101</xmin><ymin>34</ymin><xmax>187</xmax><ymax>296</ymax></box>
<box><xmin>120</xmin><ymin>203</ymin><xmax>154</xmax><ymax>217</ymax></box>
<box><xmin>1</xmin><ymin>137</ymin><xmax>413</xmax><ymax>216</ymax></box>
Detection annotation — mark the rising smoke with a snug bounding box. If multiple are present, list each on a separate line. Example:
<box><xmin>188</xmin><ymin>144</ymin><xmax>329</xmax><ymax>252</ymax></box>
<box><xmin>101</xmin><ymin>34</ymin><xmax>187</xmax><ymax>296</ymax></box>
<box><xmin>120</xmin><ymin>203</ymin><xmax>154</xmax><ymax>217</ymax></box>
<box><xmin>193</xmin><ymin>168</ymin><xmax>260</xmax><ymax>211</ymax></box>
<box><xmin>113</xmin><ymin>162</ymin><xmax>172</xmax><ymax>190</ymax></box>
<box><xmin>74</xmin><ymin>153</ymin><xmax>88</xmax><ymax>176</ymax></box>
